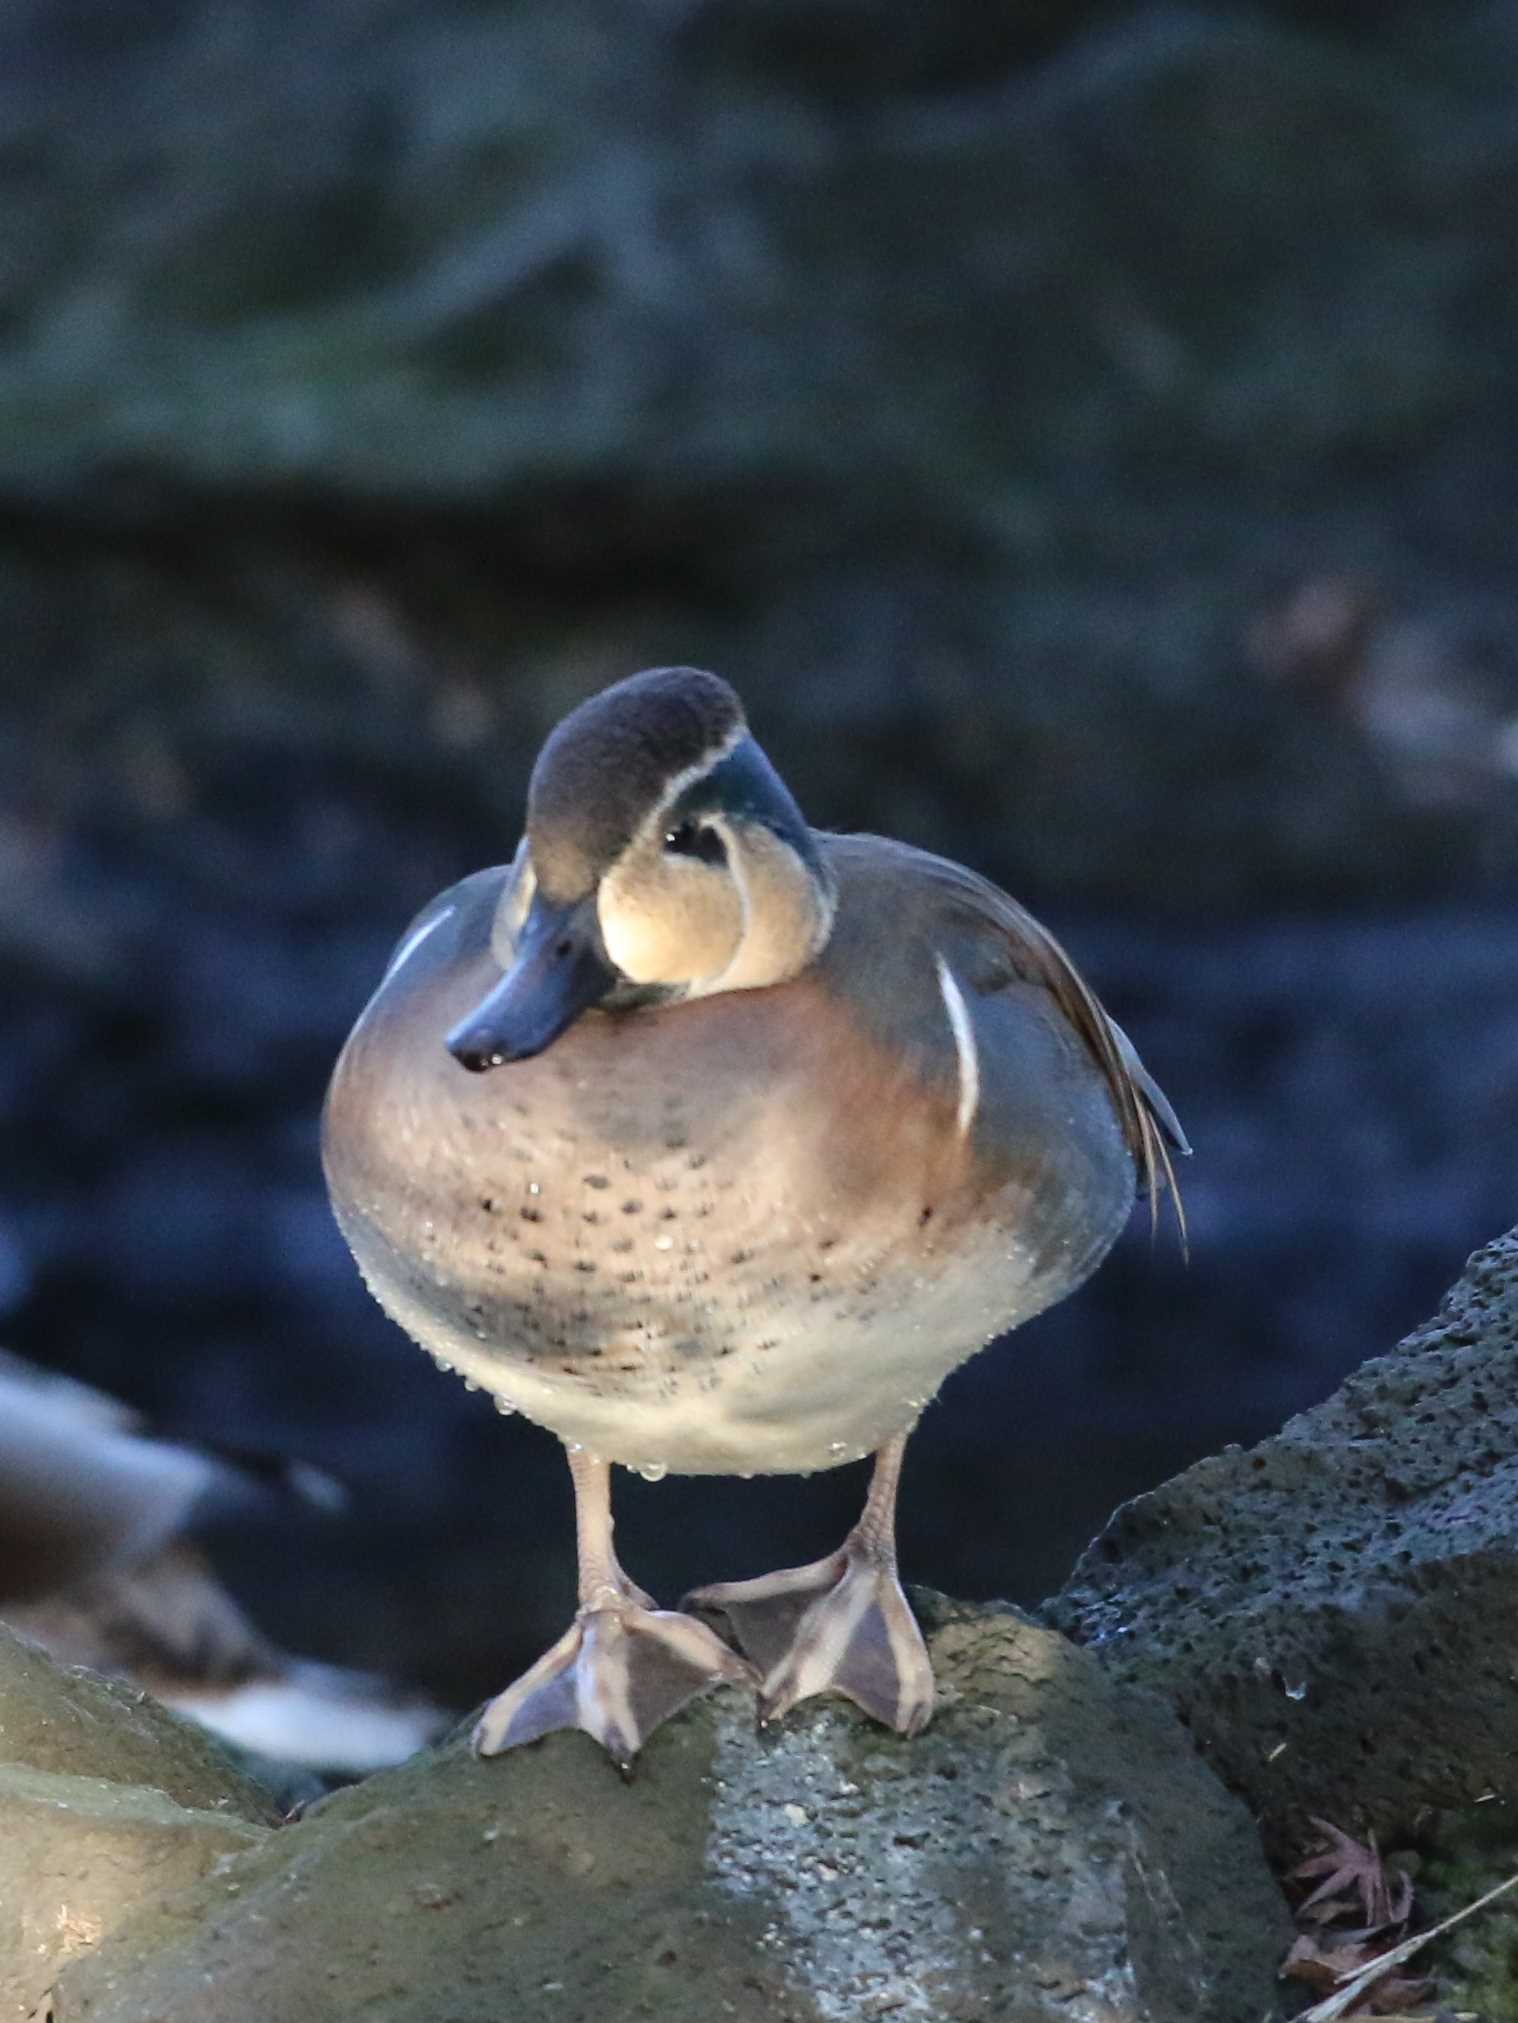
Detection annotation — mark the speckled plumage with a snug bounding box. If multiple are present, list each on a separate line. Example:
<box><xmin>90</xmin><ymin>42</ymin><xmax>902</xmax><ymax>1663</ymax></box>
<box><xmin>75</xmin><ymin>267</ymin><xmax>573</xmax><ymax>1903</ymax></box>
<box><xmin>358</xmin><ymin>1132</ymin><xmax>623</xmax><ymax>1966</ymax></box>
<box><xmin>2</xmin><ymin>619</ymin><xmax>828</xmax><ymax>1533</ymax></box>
<box><xmin>326</xmin><ymin>838</ymin><xmax>1150</xmax><ymax>1476</ymax></box>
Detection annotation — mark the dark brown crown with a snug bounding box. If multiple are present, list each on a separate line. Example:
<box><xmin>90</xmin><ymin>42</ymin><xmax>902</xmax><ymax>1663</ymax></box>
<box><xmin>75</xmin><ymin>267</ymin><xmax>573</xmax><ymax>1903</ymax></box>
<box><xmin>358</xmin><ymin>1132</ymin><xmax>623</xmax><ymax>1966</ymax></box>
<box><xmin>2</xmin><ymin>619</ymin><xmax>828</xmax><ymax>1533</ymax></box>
<box><xmin>527</xmin><ymin>668</ymin><xmax>746</xmax><ymax>898</ymax></box>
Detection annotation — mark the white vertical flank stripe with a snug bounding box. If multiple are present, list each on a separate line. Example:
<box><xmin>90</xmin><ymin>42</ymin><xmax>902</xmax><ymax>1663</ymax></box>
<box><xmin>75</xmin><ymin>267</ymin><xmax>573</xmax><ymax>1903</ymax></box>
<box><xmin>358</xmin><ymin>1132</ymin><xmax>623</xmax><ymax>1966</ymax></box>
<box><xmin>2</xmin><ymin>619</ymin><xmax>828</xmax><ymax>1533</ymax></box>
<box><xmin>933</xmin><ymin>953</ymin><xmax>980</xmax><ymax>1138</ymax></box>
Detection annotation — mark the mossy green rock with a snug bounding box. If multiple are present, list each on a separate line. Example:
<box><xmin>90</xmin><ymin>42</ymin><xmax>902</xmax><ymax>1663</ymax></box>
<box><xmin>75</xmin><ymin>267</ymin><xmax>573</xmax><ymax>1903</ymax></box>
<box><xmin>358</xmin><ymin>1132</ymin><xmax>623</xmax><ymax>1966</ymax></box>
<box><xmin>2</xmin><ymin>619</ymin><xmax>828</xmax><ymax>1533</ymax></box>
<box><xmin>1419</xmin><ymin>1805</ymin><xmax>1518</xmax><ymax>2022</ymax></box>
<box><xmin>0</xmin><ymin>1628</ymin><xmax>275</xmax><ymax>2020</ymax></box>
<box><xmin>0</xmin><ymin>1627</ymin><xmax>276</xmax><ymax>1821</ymax></box>
<box><xmin>50</xmin><ymin>1604</ymin><xmax>1290</xmax><ymax>2022</ymax></box>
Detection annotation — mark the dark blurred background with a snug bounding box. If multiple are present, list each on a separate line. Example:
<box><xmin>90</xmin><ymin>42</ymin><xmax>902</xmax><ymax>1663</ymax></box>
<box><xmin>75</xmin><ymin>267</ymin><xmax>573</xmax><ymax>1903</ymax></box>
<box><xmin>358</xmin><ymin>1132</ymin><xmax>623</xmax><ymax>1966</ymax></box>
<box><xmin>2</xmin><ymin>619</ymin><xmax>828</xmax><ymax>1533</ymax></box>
<box><xmin>1</xmin><ymin>0</ymin><xmax>1515</xmax><ymax>1710</ymax></box>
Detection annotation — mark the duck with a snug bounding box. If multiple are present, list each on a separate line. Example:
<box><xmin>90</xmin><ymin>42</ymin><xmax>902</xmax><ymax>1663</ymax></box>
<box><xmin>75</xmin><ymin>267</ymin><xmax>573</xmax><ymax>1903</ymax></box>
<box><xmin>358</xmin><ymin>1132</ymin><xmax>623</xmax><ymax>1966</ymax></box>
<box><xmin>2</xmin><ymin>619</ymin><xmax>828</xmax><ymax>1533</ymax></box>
<box><xmin>0</xmin><ymin>1351</ymin><xmax>443</xmax><ymax>1772</ymax></box>
<box><xmin>322</xmin><ymin>666</ymin><xmax>1186</xmax><ymax>1767</ymax></box>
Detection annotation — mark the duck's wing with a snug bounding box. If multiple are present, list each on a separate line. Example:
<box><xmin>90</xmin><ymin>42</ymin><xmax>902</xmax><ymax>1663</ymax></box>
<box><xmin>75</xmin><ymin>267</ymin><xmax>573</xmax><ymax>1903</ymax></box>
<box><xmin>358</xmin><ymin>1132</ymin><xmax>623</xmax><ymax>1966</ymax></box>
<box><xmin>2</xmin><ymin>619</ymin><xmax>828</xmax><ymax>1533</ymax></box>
<box><xmin>1001</xmin><ymin>919</ymin><xmax>1189</xmax><ymax>1245</ymax></box>
<box><xmin>822</xmin><ymin>837</ymin><xmax>1189</xmax><ymax>1241</ymax></box>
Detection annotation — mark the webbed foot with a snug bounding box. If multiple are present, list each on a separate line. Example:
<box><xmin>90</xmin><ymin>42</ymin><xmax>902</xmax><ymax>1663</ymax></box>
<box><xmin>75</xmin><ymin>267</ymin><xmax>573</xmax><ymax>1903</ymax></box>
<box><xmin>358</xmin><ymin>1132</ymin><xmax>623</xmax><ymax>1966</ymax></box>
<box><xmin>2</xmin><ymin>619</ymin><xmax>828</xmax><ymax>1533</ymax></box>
<box><xmin>473</xmin><ymin>1599</ymin><xmax>757</xmax><ymax>1767</ymax></box>
<box><xmin>686</xmin><ymin>1539</ymin><xmax>934</xmax><ymax>1737</ymax></box>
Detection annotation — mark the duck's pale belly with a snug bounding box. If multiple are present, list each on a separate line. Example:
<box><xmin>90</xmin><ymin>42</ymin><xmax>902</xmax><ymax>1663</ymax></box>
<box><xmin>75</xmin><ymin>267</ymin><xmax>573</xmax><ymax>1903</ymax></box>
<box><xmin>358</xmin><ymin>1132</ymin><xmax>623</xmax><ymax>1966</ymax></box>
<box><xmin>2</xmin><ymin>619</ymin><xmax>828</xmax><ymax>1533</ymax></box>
<box><xmin>326</xmin><ymin>1009</ymin><xmax>1132</xmax><ymax>1477</ymax></box>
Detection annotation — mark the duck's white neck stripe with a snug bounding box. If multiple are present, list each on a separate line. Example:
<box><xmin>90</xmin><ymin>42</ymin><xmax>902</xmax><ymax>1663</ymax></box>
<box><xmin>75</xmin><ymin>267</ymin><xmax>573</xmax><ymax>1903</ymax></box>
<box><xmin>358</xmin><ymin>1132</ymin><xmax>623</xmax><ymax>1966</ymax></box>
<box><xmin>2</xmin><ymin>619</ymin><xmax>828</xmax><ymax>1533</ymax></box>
<box><xmin>933</xmin><ymin>953</ymin><xmax>980</xmax><ymax>1138</ymax></box>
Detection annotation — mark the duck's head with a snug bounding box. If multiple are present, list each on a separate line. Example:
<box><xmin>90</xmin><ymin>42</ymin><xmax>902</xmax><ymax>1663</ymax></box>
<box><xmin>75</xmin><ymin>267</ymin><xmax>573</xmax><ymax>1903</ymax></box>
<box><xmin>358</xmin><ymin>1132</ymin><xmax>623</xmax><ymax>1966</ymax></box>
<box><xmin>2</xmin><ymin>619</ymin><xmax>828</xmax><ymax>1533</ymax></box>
<box><xmin>448</xmin><ymin>668</ymin><xmax>835</xmax><ymax>1071</ymax></box>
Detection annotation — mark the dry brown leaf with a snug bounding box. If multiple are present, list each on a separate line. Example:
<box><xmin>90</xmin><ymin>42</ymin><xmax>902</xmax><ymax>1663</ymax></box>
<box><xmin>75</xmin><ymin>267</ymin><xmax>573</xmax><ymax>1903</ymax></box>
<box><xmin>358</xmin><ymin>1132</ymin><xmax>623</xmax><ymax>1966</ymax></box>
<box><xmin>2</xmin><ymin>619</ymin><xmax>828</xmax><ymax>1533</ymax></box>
<box><xmin>1283</xmin><ymin>1817</ymin><xmax>1433</xmax><ymax>2016</ymax></box>
<box><xmin>1292</xmin><ymin>1818</ymin><xmax>1407</xmax><ymax>1929</ymax></box>
<box><xmin>1283</xmin><ymin>1932</ymin><xmax>1373</xmax><ymax>1990</ymax></box>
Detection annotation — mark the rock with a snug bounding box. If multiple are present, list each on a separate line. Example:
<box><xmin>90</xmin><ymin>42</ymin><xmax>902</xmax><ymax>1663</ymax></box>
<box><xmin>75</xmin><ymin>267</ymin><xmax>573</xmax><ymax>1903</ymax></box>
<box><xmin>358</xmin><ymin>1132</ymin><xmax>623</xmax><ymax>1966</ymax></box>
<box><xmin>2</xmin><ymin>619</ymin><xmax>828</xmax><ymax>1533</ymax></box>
<box><xmin>1049</xmin><ymin>1226</ymin><xmax>1518</xmax><ymax>1856</ymax></box>
<box><xmin>47</xmin><ymin>1602</ymin><xmax>1290</xmax><ymax>2023</ymax></box>
<box><xmin>0</xmin><ymin>1626</ymin><xmax>277</xmax><ymax>1820</ymax></box>
<box><xmin>0</xmin><ymin>1627</ymin><xmax>274</xmax><ymax>2020</ymax></box>
<box><xmin>0</xmin><ymin>1767</ymin><xmax>268</xmax><ymax>2023</ymax></box>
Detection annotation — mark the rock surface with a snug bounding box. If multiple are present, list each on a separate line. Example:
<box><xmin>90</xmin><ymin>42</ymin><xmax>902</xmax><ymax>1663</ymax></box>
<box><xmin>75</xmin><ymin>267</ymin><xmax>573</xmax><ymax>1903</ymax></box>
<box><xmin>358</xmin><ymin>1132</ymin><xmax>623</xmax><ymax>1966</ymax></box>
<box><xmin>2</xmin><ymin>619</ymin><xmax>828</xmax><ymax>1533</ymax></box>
<box><xmin>0</xmin><ymin>1627</ymin><xmax>274</xmax><ymax>2022</ymax></box>
<box><xmin>0</xmin><ymin>1626</ymin><xmax>276</xmax><ymax>1819</ymax></box>
<box><xmin>1050</xmin><ymin>1225</ymin><xmax>1518</xmax><ymax>1856</ymax></box>
<box><xmin>45</xmin><ymin>1601</ymin><xmax>1291</xmax><ymax>2023</ymax></box>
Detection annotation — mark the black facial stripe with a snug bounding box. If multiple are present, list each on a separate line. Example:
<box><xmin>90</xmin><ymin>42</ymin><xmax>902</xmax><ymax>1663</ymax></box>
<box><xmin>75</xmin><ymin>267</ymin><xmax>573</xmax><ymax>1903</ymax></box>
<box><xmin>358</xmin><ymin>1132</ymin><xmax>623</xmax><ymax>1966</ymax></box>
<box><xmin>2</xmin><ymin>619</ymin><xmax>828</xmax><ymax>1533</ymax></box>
<box><xmin>664</xmin><ymin>818</ymin><xmax>729</xmax><ymax>866</ymax></box>
<box><xmin>664</xmin><ymin>736</ymin><xmax>820</xmax><ymax>872</ymax></box>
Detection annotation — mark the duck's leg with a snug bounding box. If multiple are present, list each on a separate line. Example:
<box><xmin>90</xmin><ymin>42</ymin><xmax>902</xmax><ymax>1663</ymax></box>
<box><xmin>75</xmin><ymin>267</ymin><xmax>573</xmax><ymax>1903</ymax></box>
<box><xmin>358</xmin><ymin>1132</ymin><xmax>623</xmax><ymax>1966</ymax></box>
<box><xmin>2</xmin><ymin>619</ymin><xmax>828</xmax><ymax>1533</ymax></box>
<box><xmin>474</xmin><ymin>1446</ymin><xmax>756</xmax><ymax>1767</ymax></box>
<box><xmin>684</xmin><ymin>1432</ymin><xmax>933</xmax><ymax>1737</ymax></box>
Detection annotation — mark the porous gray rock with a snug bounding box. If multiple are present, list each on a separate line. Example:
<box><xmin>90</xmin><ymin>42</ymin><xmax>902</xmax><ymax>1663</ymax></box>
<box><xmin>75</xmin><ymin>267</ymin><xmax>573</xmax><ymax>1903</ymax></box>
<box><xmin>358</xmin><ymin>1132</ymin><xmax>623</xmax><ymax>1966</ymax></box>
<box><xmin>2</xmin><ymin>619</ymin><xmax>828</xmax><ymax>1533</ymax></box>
<box><xmin>0</xmin><ymin>1627</ymin><xmax>274</xmax><ymax>2021</ymax></box>
<box><xmin>1050</xmin><ymin>1226</ymin><xmax>1518</xmax><ymax>1856</ymax></box>
<box><xmin>47</xmin><ymin>1602</ymin><xmax>1291</xmax><ymax>2023</ymax></box>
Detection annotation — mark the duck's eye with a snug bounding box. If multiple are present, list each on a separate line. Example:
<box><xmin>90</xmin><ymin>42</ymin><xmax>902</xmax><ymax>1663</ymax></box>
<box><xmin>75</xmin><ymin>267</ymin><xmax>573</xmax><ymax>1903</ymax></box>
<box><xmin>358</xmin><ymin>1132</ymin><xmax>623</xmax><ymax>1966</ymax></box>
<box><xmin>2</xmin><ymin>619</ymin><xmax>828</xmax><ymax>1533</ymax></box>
<box><xmin>663</xmin><ymin>819</ymin><xmax>728</xmax><ymax>867</ymax></box>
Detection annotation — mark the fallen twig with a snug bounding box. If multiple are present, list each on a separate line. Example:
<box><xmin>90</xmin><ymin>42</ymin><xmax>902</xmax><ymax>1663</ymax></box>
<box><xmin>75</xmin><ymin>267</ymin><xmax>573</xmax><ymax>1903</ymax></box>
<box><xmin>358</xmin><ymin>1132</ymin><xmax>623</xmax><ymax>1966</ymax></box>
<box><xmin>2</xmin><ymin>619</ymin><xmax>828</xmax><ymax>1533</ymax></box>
<box><xmin>1297</xmin><ymin>1866</ymin><xmax>1518</xmax><ymax>2022</ymax></box>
